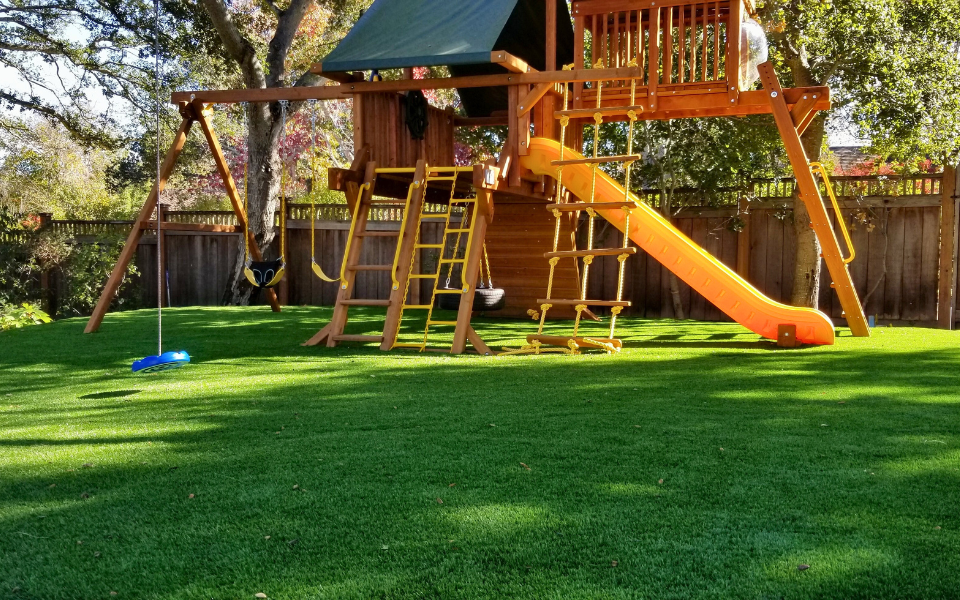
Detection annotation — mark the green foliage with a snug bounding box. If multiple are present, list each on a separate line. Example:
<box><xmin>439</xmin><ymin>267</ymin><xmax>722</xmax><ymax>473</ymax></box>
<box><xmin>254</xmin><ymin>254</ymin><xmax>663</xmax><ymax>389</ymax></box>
<box><xmin>759</xmin><ymin>0</ymin><xmax>960</xmax><ymax>162</ymax></box>
<box><xmin>56</xmin><ymin>236</ymin><xmax>140</xmax><ymax>319</ymax></box>
<box><xmin>0</xmin><ymin>303</ymin><xmax>51</xmax><ymax>331</ymax></box>
<box><xmin>0</xmin><ymin>118</ymin><xmax>139</xmax><ymax>220</ymax></box>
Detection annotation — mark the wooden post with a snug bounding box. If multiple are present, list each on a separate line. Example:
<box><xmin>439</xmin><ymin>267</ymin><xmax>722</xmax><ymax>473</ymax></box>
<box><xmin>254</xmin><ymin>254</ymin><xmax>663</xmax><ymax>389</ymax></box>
<box><xmin>37</xmin><ymin>213</ymin><xmax>54</xmax><ymax>315</ymax></box>
<box><xmin>451</xmin><ymin>188</ymin><xmax>493</xmax><ymax>354</ymax></box>
<box><xmin>158</xmin><ymin>203</ymin><xmax>169</xmax><ymax>308</ymax></box>
<box><xmin>279</xmin><ymin>200</ymin><xmax>290</xmax><ymax>306</ymax></box>
<box><xmin>85</xmin><ymin>114</ymin><xmax>194</xmax><ymax>334</ymax></box>
<box><xmin>736</xmin><ymin>196</ymin><xmax>751</xmax><ymax>278</ymax></box>
<box><xmin>758</xmin><ymin>62</ymin><xmax>870</xmax><ymax>337</ymax></box>
<box><xmin>381</xmin><ymin>160</ymin><xmax>428</xmax><ymax>350</ymax></box>
<box><xmin>938</xmin><ymin>164</ymin><xmax>959</xmax><ymax>329</ymax></box>
<box><xmin>191</xmin><ymin>101</ymin><xmax>281</xmax><ymax>312</ymax></box>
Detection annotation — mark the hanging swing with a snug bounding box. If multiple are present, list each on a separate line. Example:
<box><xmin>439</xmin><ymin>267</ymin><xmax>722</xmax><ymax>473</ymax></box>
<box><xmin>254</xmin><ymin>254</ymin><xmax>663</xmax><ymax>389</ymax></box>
<box><xmin>243</xmin><ymin>101</ymin><xmax>289</xmax><ymax>289</ymax></box>
<box><xmin>132</xmin><ymin>0</ymin><xmax>190</xmax><ymax>374</ymax></box>
<box><xmin>437</xmin><ymin>201</ymin><xmax>505</xmax><ymax>312</ymax></box>
<box><xmin>307</xmin><ymin>100</ymin><xmax>338</xmax><ymax>283</ymax></box>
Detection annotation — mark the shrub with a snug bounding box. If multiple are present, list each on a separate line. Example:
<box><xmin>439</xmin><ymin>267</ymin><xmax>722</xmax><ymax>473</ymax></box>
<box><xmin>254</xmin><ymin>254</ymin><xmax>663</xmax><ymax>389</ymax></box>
<box><xmin>0</xmin><ymin>303</ymin><xmax>51</xmax><ymax>331</ymax></box>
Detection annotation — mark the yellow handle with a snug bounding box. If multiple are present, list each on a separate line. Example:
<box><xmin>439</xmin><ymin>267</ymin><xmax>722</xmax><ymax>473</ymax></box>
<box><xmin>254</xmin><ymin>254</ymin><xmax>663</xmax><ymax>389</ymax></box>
<box><xmin>810</xmin><ymin>162</ymin><xmax>856</xmax><ymax>265</ymax></box>
<box><xmin>390</xmin><ymin>179</ymin><xmax>422</xmax><ymax>291</ymax></box>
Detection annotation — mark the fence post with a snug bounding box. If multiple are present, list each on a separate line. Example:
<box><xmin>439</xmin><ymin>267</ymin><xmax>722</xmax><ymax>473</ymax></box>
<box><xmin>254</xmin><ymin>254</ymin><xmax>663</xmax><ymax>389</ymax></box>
<box><xmin>736</xmin><ymin>196</ymin><xmax>751</xmax><ymax>278</ymax></box>
<box><xmin>37</xmin><ymin>213</ymin><xmax>54</xmax><ymax>315</ymax></box>
<box><xmin>938</xmin><ymin>165</ymin><xmax>958</xmax><ymax>329</ymax></box>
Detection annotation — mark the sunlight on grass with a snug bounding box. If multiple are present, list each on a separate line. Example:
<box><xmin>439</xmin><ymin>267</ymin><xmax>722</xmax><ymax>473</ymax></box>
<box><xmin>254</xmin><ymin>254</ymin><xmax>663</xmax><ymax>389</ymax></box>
<box><xmin>2</xmin><ymin>307</ymin><xmax>960</xmax><ymax>599</ymax></box>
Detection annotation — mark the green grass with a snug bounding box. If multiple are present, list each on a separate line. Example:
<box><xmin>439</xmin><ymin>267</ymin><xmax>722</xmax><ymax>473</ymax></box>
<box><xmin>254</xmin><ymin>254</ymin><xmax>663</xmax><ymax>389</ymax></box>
<box><xmin>2</xmin><ymin>307</ymin><xmax>959</xmax><ymax>599</ymax></box>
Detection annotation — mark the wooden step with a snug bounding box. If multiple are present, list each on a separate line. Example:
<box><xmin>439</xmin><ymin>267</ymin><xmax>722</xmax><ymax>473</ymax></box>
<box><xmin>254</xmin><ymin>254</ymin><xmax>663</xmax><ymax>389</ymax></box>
<box><xmin>537</xmin><ymin>299</ymin><xmax>632</xmax><ymax>307</ymax></box>
<box><xmin>527</xmin><ymin>335</ymin><xmax>623</xmax><ymax>350</ymax></box>
<box><xmin>340</xmin><ymin>299</ymin><xmax>391</xmax><ymax>306</ymax></box>
<box><xmin>349</xmin><ymin>265</ymin><xmax>393</xmax><ymax>272</ymax></box>
<box><xmin>356</xmin><ymin>231</ymin><xmax>400</xmax><ymax>237</ymax></box>
<box><xmin>544</xmin><ymin>248</ymin><xmax>637</xmax><ymax>259</ymax></box>
<box><xmin>546</xmin><ymin>202</ymin><xmax>639</xmax><ymax>212</ymax></box>
<box><xmin>551</xmin><ymin>155</ymin><xmax>641</xmax><ymax>166</ymax></box>
<box><xmin>333</xmin><ymin>334</ymin><xmax>384</xmax><ymax>343</ymax></box>
<box><xmin>554</xmin><ymin>105</ymin><xmax>646</xmax><ymax>119</ymax></box>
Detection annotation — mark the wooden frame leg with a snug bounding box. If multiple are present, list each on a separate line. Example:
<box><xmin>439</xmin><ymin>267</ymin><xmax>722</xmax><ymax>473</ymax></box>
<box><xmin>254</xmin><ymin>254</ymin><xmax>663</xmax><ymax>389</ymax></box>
<box><xmin>452</xmin><ymin>189</ymin><xmax>492</xmax><ymax>354</ymax></box>
<box><xmin>381</xmin><ymin>160</ymin><xmax>428</xmax><ymax>350</ymax></box>
<box><xmin>758</xmin><ymin>62</ymin><xmax>870</xmax><ymax>337</ymax></box>
<box><xmin>85</xmin><ymin>115</ymin><xmax>195</xmax><ymax>333</ymax></box>
<box><xmin>192</xmin><ymin>101</ymin><xmax>281</xmax><ymax>312</ymax></box>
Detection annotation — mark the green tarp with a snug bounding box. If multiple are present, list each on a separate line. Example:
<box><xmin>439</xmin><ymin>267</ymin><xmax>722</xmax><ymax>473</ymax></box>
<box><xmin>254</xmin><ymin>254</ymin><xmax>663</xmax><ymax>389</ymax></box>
<box><xmin>319</xmin><ymin>0</ymin><xmax>574</xmax><ymax>117</ymax></box>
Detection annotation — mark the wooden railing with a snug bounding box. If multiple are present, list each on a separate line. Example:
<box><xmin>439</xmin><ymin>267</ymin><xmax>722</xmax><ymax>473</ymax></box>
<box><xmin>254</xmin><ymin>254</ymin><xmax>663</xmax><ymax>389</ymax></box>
<box><xmin>572</xmin><ymin>0</ymin><xmax>741</xmax><ymax>109</ymax></box>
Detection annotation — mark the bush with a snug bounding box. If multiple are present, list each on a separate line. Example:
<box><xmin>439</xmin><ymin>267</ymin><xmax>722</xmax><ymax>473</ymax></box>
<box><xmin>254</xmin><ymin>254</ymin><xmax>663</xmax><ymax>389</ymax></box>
<box><xmin>56</xmin><ymin>235</ymin><xmax>140</xmax><ymax>318</ymax></box>
<box><xmin>0</xmin><ymin>303</ymin><xmax>51</xmax><ymax>331</ymax></box>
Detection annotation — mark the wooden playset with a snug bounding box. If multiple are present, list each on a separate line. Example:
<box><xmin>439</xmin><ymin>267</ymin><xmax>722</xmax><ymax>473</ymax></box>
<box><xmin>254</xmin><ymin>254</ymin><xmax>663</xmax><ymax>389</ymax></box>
<box><xmin>85</xmin><ymin>0</ymin><xmax>870</xmax><ymax>354</ymax></box>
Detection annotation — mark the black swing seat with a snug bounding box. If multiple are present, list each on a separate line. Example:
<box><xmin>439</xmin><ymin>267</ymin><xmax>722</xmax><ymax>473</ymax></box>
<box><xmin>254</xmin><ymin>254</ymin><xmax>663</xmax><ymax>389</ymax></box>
<box><xmin>244</xmin><ymin>258</ymin><xmax>285</xmax><ymax>289</ymax></box>
<box><xmin>437</xmin><ymin>285</ymin><xmax>506</xmax><ymax>312</ymax></box>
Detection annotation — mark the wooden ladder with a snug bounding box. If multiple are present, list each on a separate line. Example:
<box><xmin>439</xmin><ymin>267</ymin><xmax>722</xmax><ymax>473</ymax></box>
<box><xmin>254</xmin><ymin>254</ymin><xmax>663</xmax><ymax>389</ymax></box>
<box><xmin>391</xmin><ymin>173</ymin><xmax>480</xmax><ymax>352</ymax></box>
<box><xmin>303</xmin><ymin>161</ymin><xmax>427</xmax><ymax>347</ymax></box>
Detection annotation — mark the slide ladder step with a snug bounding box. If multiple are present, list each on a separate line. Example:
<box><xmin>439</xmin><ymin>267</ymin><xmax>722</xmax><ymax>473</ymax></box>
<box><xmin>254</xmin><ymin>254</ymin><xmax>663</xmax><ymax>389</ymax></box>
<box><xmin>528</xmin><ymin>335</ymin><xmax>624</xmax><ymax>350</ymax></box>
<box><xmin>551</xmin><ymin>155</ymin><xmax>641</xmax><ymax>167</ymax></box>
<box><xmin>546</xmin><ymin>202</ymin><xmax>639</xmax><ymax>212</ymax></box>
<box><xmin>554</xmin><ymin>105</ymin><xmax>647</xmax><ymax>120</ymax></box>
<box><xmin>356</xmin><ymin>231</ymin><xmax>400</xmax><ymax>238</ymax></box>
<box><xmin>333</xmin><ymin>334</ymin><xmax>384</xmax><ymax>343</ymax></box>
<box><xmin>340</xmin><ymin>299</ymin><xmax>391</xmax><ymax>307</ymax></box>
<box><xmin>538</xmin><ymin>299</ymin><xmax>632</xmax><ymax>307</ymax></box>
<box><xmin>545</xmin><ymin>248</ymin><xmax>637</xmax><ymax>259</ymax></box>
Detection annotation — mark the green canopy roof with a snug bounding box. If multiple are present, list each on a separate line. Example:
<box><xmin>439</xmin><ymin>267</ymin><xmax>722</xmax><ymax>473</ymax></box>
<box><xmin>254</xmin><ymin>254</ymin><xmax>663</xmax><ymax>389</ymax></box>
<box><xmin>319</xmin><ymin>0</ymin><xmax>574</xmax><ymax>117</ymax></box>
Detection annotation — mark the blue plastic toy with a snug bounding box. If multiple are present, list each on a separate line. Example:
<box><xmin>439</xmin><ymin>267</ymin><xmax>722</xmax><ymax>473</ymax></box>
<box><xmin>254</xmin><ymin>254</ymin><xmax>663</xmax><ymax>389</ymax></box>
<box><xmin>133</xmin><ymin>351</ymin><xmax>191</xmax><ymax>374</ymax></box>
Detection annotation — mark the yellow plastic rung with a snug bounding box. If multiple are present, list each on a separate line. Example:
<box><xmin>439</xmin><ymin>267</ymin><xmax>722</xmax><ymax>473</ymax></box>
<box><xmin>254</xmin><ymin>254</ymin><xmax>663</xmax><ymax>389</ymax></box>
<box><xmin>444</xmin><ymin>228</ymin><xmax>472</xmax><ymax>234</ymax></box>
<box><xmin>416</xmin><ymin>243</ymin><xmax>444</xmax><ymax>249</ymax></box>
<box><xmin>433</xmin><ymin>289</ymin><xmax>463</xmax><ymax>294</ymax></box>
<box><xmin>409</xmin><ymin>274</ymin><xmax>439</xmax><ymax>279</ymax></box>
<box><xmin>439</xmin><ymin>258</ymin><xmax>466</xmax><ymax>264</ymax></box>
<box><xmin>402</xmin><ymin>304</ymin><xmax>434</xmax><ymax>310</ymax></box>
<box><xmin>427</xmin><ymin>320</ymin><xmax>458</xmax><ymax>326</ymax></box>
<box><xmin>426</xmin><ymin>175</ymin><xmax>459</xmax><ymax>182</ymax></box>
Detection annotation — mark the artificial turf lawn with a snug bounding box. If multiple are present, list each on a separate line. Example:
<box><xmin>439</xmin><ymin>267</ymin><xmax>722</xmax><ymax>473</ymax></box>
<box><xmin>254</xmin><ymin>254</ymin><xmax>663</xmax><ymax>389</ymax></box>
<box><xmin>2</xmin><ymin>306</ymin><xmax>959</xmax><ymax>600</ymax></box>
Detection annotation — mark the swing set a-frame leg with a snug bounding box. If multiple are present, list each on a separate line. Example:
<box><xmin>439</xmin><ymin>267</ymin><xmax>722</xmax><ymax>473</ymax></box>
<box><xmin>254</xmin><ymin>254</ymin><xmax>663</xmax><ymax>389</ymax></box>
<box><xmin>85</xmin><ymin>102</ymin><xmax>281</xmax><ymax>334</ymax></box>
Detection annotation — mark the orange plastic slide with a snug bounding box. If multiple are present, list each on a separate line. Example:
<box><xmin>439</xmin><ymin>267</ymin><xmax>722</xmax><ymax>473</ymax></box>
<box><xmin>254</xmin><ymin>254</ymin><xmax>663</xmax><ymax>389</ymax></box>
<box><xmin>521</xmin><ymin>138</ymin><xmax>836</xmax><ymax>345</ymax></box>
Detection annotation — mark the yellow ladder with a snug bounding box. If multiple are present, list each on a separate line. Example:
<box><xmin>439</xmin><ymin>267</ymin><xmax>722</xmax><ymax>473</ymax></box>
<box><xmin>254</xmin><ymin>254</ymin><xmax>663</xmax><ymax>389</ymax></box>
<box><xmin>390</xmin><ymin>167</ymin><xmax>478</xmax><ymax>351</ymax></box>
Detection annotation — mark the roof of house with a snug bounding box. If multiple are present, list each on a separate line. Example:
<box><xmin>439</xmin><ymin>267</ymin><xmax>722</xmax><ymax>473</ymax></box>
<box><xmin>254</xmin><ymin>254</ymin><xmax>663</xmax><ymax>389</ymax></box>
<box><xmin>318</xmin><ymin>0</ymin><xmax>574</xmax><ymax>117</ymax></box>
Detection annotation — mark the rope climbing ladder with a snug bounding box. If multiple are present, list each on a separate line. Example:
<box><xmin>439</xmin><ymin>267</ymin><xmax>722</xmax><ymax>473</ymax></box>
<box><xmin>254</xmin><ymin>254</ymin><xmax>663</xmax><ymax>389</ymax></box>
<box><xmin>506</xmin><ymin>62</ymin><xmax>643</xmax><ymax>355</ymax></box>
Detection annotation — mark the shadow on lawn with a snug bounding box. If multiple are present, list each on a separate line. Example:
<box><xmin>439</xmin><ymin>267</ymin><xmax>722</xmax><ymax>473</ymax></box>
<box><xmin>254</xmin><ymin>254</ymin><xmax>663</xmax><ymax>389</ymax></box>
<box><xmin>4</xmin><ymin>322</ymin><xmax>960</xmax><ymax>598</ymax></box>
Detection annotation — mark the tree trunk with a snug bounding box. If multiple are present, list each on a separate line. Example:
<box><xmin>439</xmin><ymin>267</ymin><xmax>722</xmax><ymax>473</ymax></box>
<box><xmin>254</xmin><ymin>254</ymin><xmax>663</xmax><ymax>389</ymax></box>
<box><xmin>790</xmin><ymin>97</ymin><xmax>827</xmax><ymax>308</ymax></box>
<box><xmin>222</xmin><ymin>103</ymin><xmax>283</xmax><ymax>305</ymax></box>
<box><xmin>660</xmin><ymin>189</ymin><xmax>686</xmax><ymax>320</ymax></box>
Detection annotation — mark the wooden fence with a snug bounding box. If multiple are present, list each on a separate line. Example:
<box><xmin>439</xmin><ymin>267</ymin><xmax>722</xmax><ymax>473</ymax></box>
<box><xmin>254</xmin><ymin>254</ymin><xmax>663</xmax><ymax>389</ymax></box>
<box><xmin>17</xmin><ymin>172</ymin><xmax>958</xmax><ymax>326</ymax></box>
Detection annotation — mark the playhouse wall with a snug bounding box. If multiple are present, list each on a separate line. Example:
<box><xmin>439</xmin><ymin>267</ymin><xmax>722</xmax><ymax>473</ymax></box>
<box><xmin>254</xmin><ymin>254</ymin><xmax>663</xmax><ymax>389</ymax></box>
<box><xmin>485</xmin><ymin>196</ymin><xmax>582</xmax><ymax>319</ymax></box>
<box><xmin>358</xmin><ymin>92</ymin><xmax>455</xmax><ymax>168</ymax></box>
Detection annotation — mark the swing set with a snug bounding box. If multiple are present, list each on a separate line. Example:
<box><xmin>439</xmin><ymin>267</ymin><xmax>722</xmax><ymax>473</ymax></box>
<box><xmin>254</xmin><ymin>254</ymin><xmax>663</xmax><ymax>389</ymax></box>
<box><xmin>98</xmin><ymin>0</ymin><xmax>869</xmax><ymax>360</ymax></box>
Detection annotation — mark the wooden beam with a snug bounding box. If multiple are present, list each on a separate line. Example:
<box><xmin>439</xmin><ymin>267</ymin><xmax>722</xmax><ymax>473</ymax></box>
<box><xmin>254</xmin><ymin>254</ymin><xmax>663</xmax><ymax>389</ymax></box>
<box><xmin>169</xmin><ymin>67</ymin><xmax>643</xmax><ymax>104</ymax></box>
<box><xmin>380</xmin><ymin>160</ymin><xmax>428</xmax><ymax>350</ymax></box>
<box><xmin>938</xmin><ymin>164</ymin><xmax>959</xmax><ymax>328</ymax></box>
<box><xmin>192</xmin><ymin>101</ymin><xmax>281</xmax><ymax>312</ymax></box>
<box><xmin>142</xmin><ymin>221</ymin><xmax>242</xmax><ymax>233</ymax></box>
<box><xmin>451</xmin><ymin>188</ymin><xmax>493</xmax><ymax>354</ymax></box>
<box><xmin>758</xmin><ymin>62</ymin><xmax>870</xmax><ymax>337</ymax></box>
<box><xmin>492</xmin><ymin>51</ymin><xmax>532</xmax><ymax>73</ymax></box>
<box><xmin>85</xmin><ymin>115</ymin><xmax>194</xmax><ymax>334</ymax></box>
<box><xmin>519</xmin><ymin>82</ymin><xmax>554</xmax><ymax>117</ymax></box>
